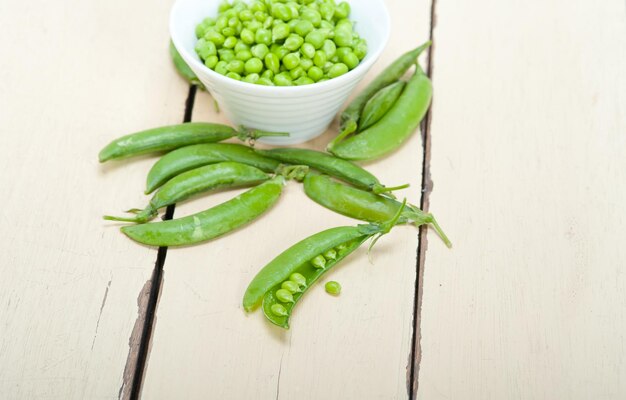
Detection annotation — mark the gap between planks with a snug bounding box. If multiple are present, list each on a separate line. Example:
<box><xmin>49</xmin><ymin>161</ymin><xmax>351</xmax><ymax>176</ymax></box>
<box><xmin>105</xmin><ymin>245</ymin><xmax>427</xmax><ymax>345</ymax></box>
<box><xmin>119</xmin><ymin>85</ymin><xmax>198</xmax><ymax>400</ymax></box>
<box><xmin>408</xmin><ymin>0</ymin><xmax>438</xmax><ymax>397</ymax></box>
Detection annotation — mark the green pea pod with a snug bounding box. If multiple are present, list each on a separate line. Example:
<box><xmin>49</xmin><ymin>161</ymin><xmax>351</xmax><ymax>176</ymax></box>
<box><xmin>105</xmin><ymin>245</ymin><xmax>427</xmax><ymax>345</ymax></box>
<box><xmin>104</xmin><ymin>162</ymin><xmax>270</xmax><ymax>223</ymax></box>
<box><xmin>255</xmin><ymin>148</ymin><xmax>408</xmax><ymax>195</ymax></box>
<box><xmin>358</xmin><ymin>81</ymin><xmax>406</xmax><ymax>131</ymax></box>
<box><xmin>328</xmin><ymin>65</ymin><xmax>432</xmax><ymax>161</ymax></box>
<box><xmin>120</xmin><ymin>176</ymin><xmax>285</xmax><ymax>247</ymax></box>
<box><xmin>145</xmin><ymin>143</ymin><xmax>282</xmax><ymax>194</ymax></box>
<box><xmin>99</xmin><ymin>122</ymin><xmax>288</xmax><ymax>162</ymax></box>
<box><xmin>303</xmin><ymin>174</ymin><xmax>451</xmax><ymax>247</ymax></box>
<box><xmin>336</xmin><ymin>41</ymin><xmax>431</xmax><ymax>138</ymax></box>
<box><xmin>244</xmin><ymin>203</ymin><xmax>406</xmax><ymax>329</ymax></box>
<box><xmin>170</xmin><ymin>40</ymin><xmax>205</xmax><ymax>89</ymax></box>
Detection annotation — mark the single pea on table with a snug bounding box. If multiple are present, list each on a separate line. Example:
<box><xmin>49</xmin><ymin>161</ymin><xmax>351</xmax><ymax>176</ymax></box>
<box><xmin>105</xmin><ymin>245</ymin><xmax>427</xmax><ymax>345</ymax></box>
<box><xmin>194</xmin><ymin>0</ymin><xmax>367</xmax><ymax>86</ymax></box>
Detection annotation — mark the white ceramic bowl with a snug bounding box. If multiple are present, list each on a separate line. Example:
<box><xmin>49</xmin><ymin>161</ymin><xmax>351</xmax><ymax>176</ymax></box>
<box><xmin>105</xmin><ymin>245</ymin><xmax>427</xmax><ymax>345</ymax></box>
<box><xmin>170</xmin><ymin>0</ymin><xmax>390</xmax><ymax>145</ymax></box>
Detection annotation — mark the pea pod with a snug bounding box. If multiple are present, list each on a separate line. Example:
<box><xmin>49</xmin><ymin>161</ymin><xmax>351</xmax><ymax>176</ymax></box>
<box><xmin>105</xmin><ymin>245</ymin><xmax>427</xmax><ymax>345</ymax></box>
<box><xmin>303</xmin><ymin>174</ymin><xmax>451</xmax><ymax>247</ymax></box>
<box><xmin>104</xmin><ymin>162</ymin><xmax>270</xmax><ymax>223</ymax></box>
<box><xmin>98</xmin><ymin>123</ymin><xmax>288</xmax><ymax>162</ymax></box>
<box><xmin>120</xmin><ymin>176</ymin><xmax>285</xmax><ymax>247</ymax></box>
<box><xmin>358</xmin><ymin>81</ymin><xmax>406</xmax><ymax>131</ymax></box>
<box><xmin>336</xmin><ymin>41</ymin><xmax>431</xmax><ymax>139</ymax></box>
<box><xmin>244</xmin><ymin>203</ymin><xmax>406</xmax><ymax>329</ymax></box>
<box><xmin>255</xmin><ymin>148</ymin><xmax>408</xmax><ymax>195</ymax></box>
<box><xmin>145</xmin><ymin>143</ymin><xmax>282</xmax><ymax>194</ymax></box>
<box><xmin>328</xmin><ymin>65</ymin><xmax>433</xmax><ymax>161</ymax></box>
<box><xmin>170</xmin><ymin>40</ymin><xmax>204</xmax><ymax>89</ymax></box>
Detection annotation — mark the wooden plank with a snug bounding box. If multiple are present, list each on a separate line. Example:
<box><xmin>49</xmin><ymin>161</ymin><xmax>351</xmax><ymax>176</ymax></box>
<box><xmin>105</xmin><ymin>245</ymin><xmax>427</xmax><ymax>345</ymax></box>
<box><xmin>417</xmin><ymin>0</ymin><xmax>626</xmax><ymax>399</ymax></box>
<box><xmin>0</xmin><ymin>1</ymin><xmax>188</xmax><ymax>398</ymax></box>
<box><xmin>140</xmin><ymin>0</ymin><xmax>434</xmax><ymax>398</ymax></box>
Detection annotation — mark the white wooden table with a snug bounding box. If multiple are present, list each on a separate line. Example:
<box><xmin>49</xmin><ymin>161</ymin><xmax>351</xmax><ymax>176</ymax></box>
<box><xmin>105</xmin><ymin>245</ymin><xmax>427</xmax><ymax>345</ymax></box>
<box><xmin>1</xmin><ymin>0</ymin><xmax>625</xmax><ymax>399</ymax></box>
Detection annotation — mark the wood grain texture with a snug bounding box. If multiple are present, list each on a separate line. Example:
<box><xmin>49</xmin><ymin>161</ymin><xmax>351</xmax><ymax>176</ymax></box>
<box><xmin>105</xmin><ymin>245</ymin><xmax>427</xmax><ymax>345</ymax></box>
<box><xmin>140</xmin><ymin>1</ymin><xmax>434</xmax><ymax>398</ymax></box>
<box><xmin>0</xmin><ymin>0</ymin><xmax>187</xmax><ymax>398</ymax></box>
<box><xmin>417</xmin><ymin>0</ymin><xmax>626</xmax><ymax>399</ymax></box>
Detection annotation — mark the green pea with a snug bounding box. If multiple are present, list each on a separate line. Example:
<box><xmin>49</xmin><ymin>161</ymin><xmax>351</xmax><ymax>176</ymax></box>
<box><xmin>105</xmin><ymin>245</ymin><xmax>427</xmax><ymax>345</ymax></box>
<box><xmin>251</xmin><ymin>43</ymin><xmax>270</xmax><ymax>59</ymax></box>
<box><xmin>243</xmin><ymin>73</ymin><xmax>260</xmax><ymax>84</ymax></box>
<box><xmin>218</xmin><ymin>49</ymin><xmax>235</xmax><ymax>62</ymax></box>
<box><xmin>335</xmin><ymin>1</ymin><xmax>350</xmax><ymax>19</ymax></box>
<box><xmin>223</xmin><ymin>36</ymin><xmax>238</xmax><ymax>49</ymax></box>
<box><xmin>275</xmin><ymin>288</ymin><xmax>294</xmax><ymax>303</ymax></box>
<box><xmin>285</xmin><ymin>2</ymin><xmax>300</xmax><ymax>19</ymax></box>
<box><xmin>320</xmin><ymin>3</ymin><xmax>334</xmax><ymax>21</ymax></box>
<box><xmin>272</xmin><ymin>23</ymin><xmax>290</xmax><ymax>41</ymax></box>
<box><xmin>222</xmin><ymin>27</ymin><xmax>236</xmax><ymax>37</ymax></box>
<box><xmin>322</xmin><ymin>61</ymin><xmax>333</xmax><ymax>73</ymax></box>
<box><xmin>312</xmin><ymin>255</ymin><xmax>326</xmax><ymax>269</ymax></box>
<box><xmin>218</xmin><ymin>2</ymin><xmax>231</xmax><ymax>13</ymax></box>
<box><xmin>342</xmin><ymin>51</ymin><xmax>359</xmax><ymax>69</ymax></box>
<box><xmin>328</xmin><ymin>62</ymin><xmax>348</xmax><ymax>78</ymax></box>
<box><xmin>320</xmin><ymin>20</ymin><xmax>334</xmax><ymax>31</ymax></box>
<box><xmin>239</xmin><ymin>28</ymin><xmax>255</xmax><ymax>44</ymax></box>
<box><xmin>301</xmin><ymin>8</ymin><xmax>321</xmax><ymax>27</ymax></box>
<box><xmin>250</xmin><ymin>1</ymin><xmax>266</xmax><ymax>13</ymax></box>
<box><xmin>322</xmin><ymin>39</ymin><xmax>336</xmax><ymax>59</ymax></box>
<box><xmin>227</xmin><ymin>59</ymin><xmax>245</xmax><ymax>74</ymax></box>
<box><xmin>325</xmin><ymin>281</ymin><xmax>341</xmax><ymax>295</ymax></box>
<box><xmin>196</xmin><ymin>24</ymin><xmax>208</xmax><ymax>39</ymax></box>
<box><xmin>264</xmin><ymin>53</ymin><xmax>280</xmax><ymax>73</ymax></box>
<box><xmin>228</xmin><ymin>16</ymin><xmax>240</xmax><ymax>28</ymax></box>
<box><xmin>235</xmin><ymin>42</ymin><xmax>250</xmax><ymax>52</ymax></box>
<box><xmin>255</xmin><ymin>28</ymin><xmax>272</xmax><ymax>45</ymax></box>
<box><xmin>284</xmin><ymin>34</ymin><xmax>304</xmax><ymax>51</ymax></box>
<box><xmin>294</xmin><ymin>76</ymin><xmax>314</xmax><ymax>85</ymax></box>
<box><xmin>272</xmin><ymin>3</ymin><xmax>292</xmax><ymax>21</ymax></box>
<box><xmin>215</xmin><ymin>60</ymin><xmax>228</xmax><ymax>75</ymax></box>
<box><xmin>299</xmin><ymin>57</ymin><xmax>313</xmax><ymax>71</ymax></box>
<box><xmin>288</xmin><ymin>66</ymin><xmax>303</xmax><ymax>80</ymax></box>
<box><xmin>324</xmin><ymin>249</ymin><xmax>338</xmax><ymax>260</ymax></box>
<box><xmin>271</xmin><ymin>304</ymin><xmax>288</xmax><ymax>316</ymax></box>
<box><xmin>313</xmin><ymin>50</ymin><xmax>327</xmax><ymax>67</ymax></box>
<box><xmin>271</xmin><ymin>45</ymin><xmax>290</xmax><ymax>60</ymax></box>
<box><xmin>246</xmin><ymin>20</ymin><xmax>262</xmax><ymax>32</ymax></box>
<box><xmin>300</xmin><ymin>42</ymin><xmax>316</xmax><ymax>59</ymax></box>
<box><xmin>195</xmin><ymin>39</ymin><xmax>217</xmax><ymax>60</ymax></box>
<box><xmin>334</xmin><ymin>26</ymin><xmax>353</xmax><ymax>47</ymax></box>
<box><xmin>294</xmin><ymin>19</ymin><xmax>314</xmax><ymax>37</ymax></box>
<box><xmin>307</xmin><ymin>66</ymin><xmax>323</xmax><ymax>81</ymax></box>
<box><xmin>305</xmin><ymin>30</ymin><xmax>325</xmax><ymax>49</ymax></box>
<box><xmin>289</xmin><ymin>273</ymin><xmax>307</xmax><ymax>288</ymax></box>
<box><xmin>336</xmin><ymin>46</ymin><xmax>352</xmax><ymax>60</ymax></box>
<box><xmin>215</xmin><ymin>15</ymin><xmax>228</xmax><ymax>31</ymax></box>
<box><xmin>263</xmin><ymin>15</ymin><xmax>274</xmax><ymax>29</ymax></box>
<box><xmin>204</xmin><ymin>30</ymin><xmax>225</xmax><ymax>46</ymax></box>
<box><xmin>273</xmin><ymin>72</ymin><xmax>293</xmax><ymax>86</ymax></box>
<box><xmin>239</xmin><ymin>9</ymin><xmax>254</xmax><ymax>21</ymax></box>
<box><xmin>204</xmin><ymin>55</ymin><xmax>219</xmax><ymax>69</ymax></box>
<box><xmin>254</xmin><ymin>10</ymin><xmax>267</xmax><ymax>22</ymax></box>
<box><xmin>226</xmin><ymin>71</ymin><xmax>241</xmax><ymax>80</ymax></box>
<box><xmin>241</xmin><ymin>57</ymin><xmax>261</xmax><ymax>73</ymax></box>
<box><xmin>261</xmin><ymin>69</ymin><xmax>274</xmax><ymax>80</ymax></box>
<box><xmin>236</xmin><ymin>50</ymin><xmax>253</xmax><ymax>61</ymax></box>
<box><xmin>257</xmin><ymin>77</ymin><xmax>275</xmax><ymax>86</ymax></box>
<box><xmin>283</xmin><ymin>52</ymin><xmax>300</xmax><ymax>70</ymax></box>
<box><xmin>281</xmin><ymin>281</ymin><xmax>301</xmax><ymax>294</ymax></box>
<box><xmin>354</xmin><ymin>39</ymin><xmax>367</xmax><ymax>60</ymax></box>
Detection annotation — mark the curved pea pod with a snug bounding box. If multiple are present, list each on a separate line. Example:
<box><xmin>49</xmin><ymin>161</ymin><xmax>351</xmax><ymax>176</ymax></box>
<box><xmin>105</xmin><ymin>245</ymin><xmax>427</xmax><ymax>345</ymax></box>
<box><xmin>169</xmin><ymin>40</ymin><xmax>204</xmax><ymax>89</ymax></box>
<box><xmin>336</xmin><ymin>41</ymin><xmax>431</xmax><ymax>138</ymax></box>
<box><xmin>358</xmin><ymin>81</ymin><xmax>406</xmax><ymax>131</ymax></box>
<box><xmin>98</xmin><ymin>123</ymin><xmax>288</xmax><ymax>162</ymax></box>
<box><xmin>303</xmin><ymin>174</ymin><xmax>451</xmax><ymax>247</ymax></box>
<box><xmin>328</xmin><ymin>65</ymin><xmax>432</xmax><ymax>161</ymax></box>
<box><xmin>255</xmin><ymin>148</ymin><xmax>408</xmax><ymax>195</ymax></box>
<box><xmin>244</xmin><ymin>222</ymin><xmax>391</xmax><ymax>328</ymax></box>
<box><xmin>104</xmin><ymin>162</ymin><xmax>270</xmax><ymax>223</ymax></box>
<box><xmin>145</xmin><ymin>143</ymin><xmax>282</xmax><ymax>194</ymax></box>
<box><xmin>120</xmin><ymin>176</ymin><xmax>285</xmax><ymax>247</ymax></box>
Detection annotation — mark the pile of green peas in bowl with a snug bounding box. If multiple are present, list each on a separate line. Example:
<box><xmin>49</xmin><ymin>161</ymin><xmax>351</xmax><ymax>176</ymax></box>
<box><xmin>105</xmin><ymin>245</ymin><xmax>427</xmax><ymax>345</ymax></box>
<box><xmin>194</xmin><ymin>0</ymin><xmax>368</xmax><ymax>86</ymax></box>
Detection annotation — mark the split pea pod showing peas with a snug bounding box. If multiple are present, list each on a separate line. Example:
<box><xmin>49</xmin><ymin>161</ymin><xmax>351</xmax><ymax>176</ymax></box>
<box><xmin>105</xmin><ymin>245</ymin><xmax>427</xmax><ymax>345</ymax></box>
<box><xmin>98</xmin><ymin>122</ymin><xmax>287</xmax><ymax>163</ymax></box>
<box><xmin>304</xmin><ymin>174</ymin><xmax>451</xmax><ymax>247</ymax></box>
<box><xmin>337</xmin><ymin>41</ymin><xmax>432</xmax><ymax>137</ymax></box>
<box><xmin>169</xmin><ymin>40</ymin><xmax>204</xmax><ymax>89</ymax></box>
<box><xmin>121</xmin><ymin>176</ymin><xmax>285</xmax><ymax>247</ymax></box>
<box><xmin>255</xmin><ymin>148</ymin><xmax>408</xmax><ymax>195</ymax></box>
<box><xmin>145</xmin><ymin>143</ymin><xmax>282</xmax><ymax>194</ymax></box>
<box><xmin>104</xmin><ymin>162</ymin><xmax>270</xmax><ymax>223</ymax></box>
<box><xmin>243</xmin><ymin>210</ymin><xmax>404</xmax><ymax>329</ymax></box>
<box><xmin>329</xmin><ymin>64</ymin><xmax>433</xmax><ymax>161</ymax></box>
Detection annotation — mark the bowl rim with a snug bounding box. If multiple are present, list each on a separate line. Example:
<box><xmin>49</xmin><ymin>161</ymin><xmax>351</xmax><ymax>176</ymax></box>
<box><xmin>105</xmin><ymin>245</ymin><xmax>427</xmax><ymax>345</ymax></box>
<box><xmin>170</xmin><ymin>0</ymin><xmax>391</xmax><ymax>94</ymax></box>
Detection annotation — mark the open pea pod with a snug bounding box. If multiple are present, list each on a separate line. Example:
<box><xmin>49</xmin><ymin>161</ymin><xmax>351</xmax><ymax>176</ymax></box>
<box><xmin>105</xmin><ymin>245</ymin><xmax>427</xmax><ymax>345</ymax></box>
<box><xmin>244</xmin><ymin>204</ymin><xmax>406</xmax><ymax>329</ymax></box>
